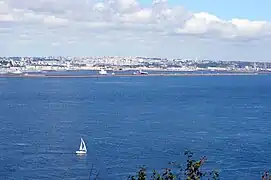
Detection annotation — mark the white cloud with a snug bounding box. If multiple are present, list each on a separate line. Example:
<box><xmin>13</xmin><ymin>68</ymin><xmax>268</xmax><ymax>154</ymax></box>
<box><xmin>0</xmin><ymin>0</ymin><xmax>270</xmax><ymax>61</ymax></box>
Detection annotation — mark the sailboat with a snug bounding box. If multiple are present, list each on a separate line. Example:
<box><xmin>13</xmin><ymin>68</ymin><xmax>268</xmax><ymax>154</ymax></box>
<box><xmin>76</xmin><ymin>138</ymin><xmax>87</xmax><ymax>154</ymax></box>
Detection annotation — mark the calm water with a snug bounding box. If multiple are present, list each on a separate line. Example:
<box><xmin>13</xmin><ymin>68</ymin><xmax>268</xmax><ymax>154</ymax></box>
<box><xmin>0</xmin><ymin>75</ymin><xmax>271</xmax><ymax>179</ymax></box>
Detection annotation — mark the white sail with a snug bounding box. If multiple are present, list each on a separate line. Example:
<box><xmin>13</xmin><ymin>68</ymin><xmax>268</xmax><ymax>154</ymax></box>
<box><xmin>76</xmin><ymin>137</ymin><xmax>87</xmax><ymax>154</ymax></box>
<box><xmin>79</xmin><ymin>139</ymin><xmax>83</xmax><ymax>150</ymax></box>
<box><xmin>81</xmin><ymin>138</ymin><xmax>87</xmax><ymax>151</ymax></box>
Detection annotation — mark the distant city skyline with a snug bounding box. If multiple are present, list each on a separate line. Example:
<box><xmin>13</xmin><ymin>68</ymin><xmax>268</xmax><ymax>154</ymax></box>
<box><xmin>0</xmin><ymin>0</ymin><xmax>270</xmax><ymax>61</ymax></box>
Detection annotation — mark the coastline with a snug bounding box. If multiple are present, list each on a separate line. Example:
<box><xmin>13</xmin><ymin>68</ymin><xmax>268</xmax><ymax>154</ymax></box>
<box><xmin>1</xmin><ymin>65</ymin><xmax>267</xmax><ymax>73</ymax></box>
<box><xmin>0</xmin><ymin>72</ymin><xmax>259</xmax><ymax>78</ymax></box>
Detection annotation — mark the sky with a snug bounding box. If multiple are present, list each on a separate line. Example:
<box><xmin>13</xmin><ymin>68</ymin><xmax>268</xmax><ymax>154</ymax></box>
<box><xmin>0</xmin><ymin>0</ymin><xmax>271</xmax><ymax>61</ymax></box>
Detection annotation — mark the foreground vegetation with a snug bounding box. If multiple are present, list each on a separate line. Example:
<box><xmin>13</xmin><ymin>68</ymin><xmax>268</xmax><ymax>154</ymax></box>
<box><xmin>127</xmin><ymin>150</ymin><xmax>219</xmax><ymax>180</ymax></box>
<box><xmin>126</xmin><ymin>150</ymin><xmax>270</xmax><ymax>180</ymax></box>
<box><xmin>89</xmin><ymin>150</ymin><xmax>270</xmax><ymax>179</ymax></box>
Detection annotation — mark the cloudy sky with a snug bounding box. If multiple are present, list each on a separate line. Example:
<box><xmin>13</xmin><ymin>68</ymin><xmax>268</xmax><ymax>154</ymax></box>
<box><xmin>0</xmin><ymin>0</ymin><xmax>270</xmax><ymax>61</ymax></box>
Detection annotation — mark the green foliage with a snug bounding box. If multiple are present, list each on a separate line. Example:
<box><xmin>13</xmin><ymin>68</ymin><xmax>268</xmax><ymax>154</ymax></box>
<box><xmin>127</xmin><ymin>150</ymin><xmax>219</xmax><ymax>180</ymax></box>
<box><xmin>261</xmin><ymin>171</ymin><xmax>271</xmax><ymax>180</ymax></box>
<box><xmin>88</xmin><ymin>150</ymin><xmax>270</xmax><ymax>179</ymax></box>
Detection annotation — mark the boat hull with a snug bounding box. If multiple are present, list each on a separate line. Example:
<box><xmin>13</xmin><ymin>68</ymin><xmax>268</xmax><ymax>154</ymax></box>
<box><xmin>76</xmin><ymin>150</ymin><xmax>87</xmax><ymax>154</ymax></box>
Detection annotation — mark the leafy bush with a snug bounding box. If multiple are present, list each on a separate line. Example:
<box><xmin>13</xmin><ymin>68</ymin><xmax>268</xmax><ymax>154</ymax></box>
<box><xmin>127</xmin><ymin>150</ymin><xmax>219</xmax><ymax>180</ymax></box>
<box><xmin>261</xmin><ymin>171</ymin><xmax>271</xmax><ymax>180</ymax></box>
<box><xmin>89</xmin><ymin>150</ymin><xmax>269</xmax><ymax>179</ymax></box>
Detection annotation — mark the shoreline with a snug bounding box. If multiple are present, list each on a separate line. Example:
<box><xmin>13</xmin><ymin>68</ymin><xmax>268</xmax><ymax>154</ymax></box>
<box><xmin>1</xmin><ymin>66</ymin><xmax>269</xmax><ymax>73</ymax></box>
<box><xmin>0</xmin><ymin>73</ymin><xmax>259</xmax><ymax>78</ymax></box>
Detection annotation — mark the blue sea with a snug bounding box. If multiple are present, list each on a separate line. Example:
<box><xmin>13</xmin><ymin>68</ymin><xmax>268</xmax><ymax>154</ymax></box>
<box><xmin>1</xmin><ymin>73</ymin><xmax>271</xmax><ymax>179</ymax></box>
